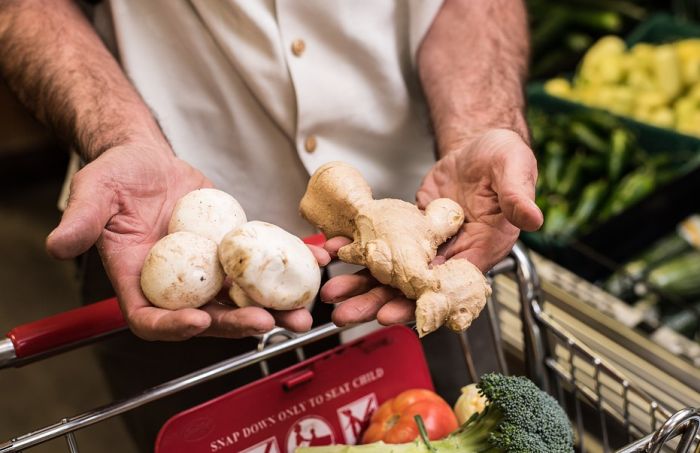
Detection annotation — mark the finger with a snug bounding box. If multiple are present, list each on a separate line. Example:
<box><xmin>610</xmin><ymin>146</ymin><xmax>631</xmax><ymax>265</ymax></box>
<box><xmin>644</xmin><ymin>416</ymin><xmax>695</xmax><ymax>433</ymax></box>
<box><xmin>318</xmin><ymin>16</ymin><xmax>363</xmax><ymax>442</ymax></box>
<box><xmin>307</xmin><ymin>244</ymin><xmax>331</xmax><ymax>266</ymax></box>
<box><xmin>200</xmin><ymin>304</ymin><xmax>276</xmax><ymax>338</ymax></box>
<box><xmin>377</xmin><ymin>297</ymin><xmax>415</xmax><ymax>325</ymax></box>
<box><xmin>493</xmin><ymin>143</ymin><xmax>544</xmax><ymax>232</ymax></box>
<box><xmin>324</xmin><ymin>236</ymin><xmax>352</xmax><ymax>259</ymax></box>
<box><xmin>331</xmin><ymin>285</ymin><xmax>397</xmax><ymax>326</ymax></box>
<box><xmin>438</xmin><ymin>221</ymin><xmax>518</xmax><ymax>272</ymax></box>
<box><xmin>127</xmin><ymin>306</ymin><xmax>212</xmax><ymax>341</ymax></box>
<box><xmin>46</xmin><ymin>170</ymin><xmax>116</xmax><ymax>259</ymax></box>
<box><xmin>498</xmin><ymin>191</ymin><xmax>543</xmax><ymax>232</ymax></box>
<box><xmin>271</xmin><ymin>308</ymin><xmax>313</xmax><ymax>332</ymax></box>
<box><xmin>320</xmin><ymin>270</ymin><xmax>377</xmax><ymax>303</ymax></box>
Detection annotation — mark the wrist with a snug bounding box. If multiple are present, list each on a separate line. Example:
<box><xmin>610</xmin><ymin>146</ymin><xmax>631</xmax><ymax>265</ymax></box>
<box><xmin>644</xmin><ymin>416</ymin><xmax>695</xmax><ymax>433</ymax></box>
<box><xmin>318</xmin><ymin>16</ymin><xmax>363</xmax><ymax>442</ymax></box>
<box><xmin>80</xmin><ymin>110</ymin><xmax>173</xmax><ymax>162</ymax></box>
<box><xmin>435</xmin><ymin>110</ymin><xmax>530</xmax><ymax>158</ymax></box>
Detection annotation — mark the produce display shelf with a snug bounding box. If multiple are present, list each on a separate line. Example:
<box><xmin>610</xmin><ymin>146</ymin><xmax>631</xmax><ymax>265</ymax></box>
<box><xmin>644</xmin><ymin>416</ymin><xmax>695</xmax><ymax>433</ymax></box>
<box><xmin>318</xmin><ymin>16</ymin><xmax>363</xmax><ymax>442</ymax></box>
<box><xmin>0</xmin><ymin>243</ymin><xmax>697</xmax><ymax>452</ymax></box>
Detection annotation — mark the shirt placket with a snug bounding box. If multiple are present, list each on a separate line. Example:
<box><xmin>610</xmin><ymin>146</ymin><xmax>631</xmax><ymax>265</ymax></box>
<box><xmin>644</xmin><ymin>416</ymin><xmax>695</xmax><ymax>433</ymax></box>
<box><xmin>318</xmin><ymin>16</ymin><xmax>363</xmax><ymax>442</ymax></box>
<box><xmin>275</xmin><ymin>1</ymin><xmax>321</xmax><ymax>170</ymax></box>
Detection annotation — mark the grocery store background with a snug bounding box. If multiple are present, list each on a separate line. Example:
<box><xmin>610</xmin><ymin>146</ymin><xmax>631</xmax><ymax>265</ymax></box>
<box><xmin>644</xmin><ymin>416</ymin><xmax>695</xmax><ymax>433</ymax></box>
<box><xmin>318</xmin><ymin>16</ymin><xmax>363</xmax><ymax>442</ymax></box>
<box><xmin>1</xmin><ymin>1</ymin><xmax>700</xmax><ymax>452</ymax></box>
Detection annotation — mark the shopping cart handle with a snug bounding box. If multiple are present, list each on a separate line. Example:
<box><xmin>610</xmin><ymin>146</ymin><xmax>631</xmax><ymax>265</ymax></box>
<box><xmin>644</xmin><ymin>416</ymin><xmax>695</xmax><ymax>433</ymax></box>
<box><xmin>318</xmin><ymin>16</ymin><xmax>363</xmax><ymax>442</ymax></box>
<box><xmin>0</xmin><ymin>234</ymin><xmax>328</xmax><ymax>367</ymax></box>
<box><xmin>2</xmin><ymin>297</ymin><xmax>126</xmax><ymax>366</ymax></box>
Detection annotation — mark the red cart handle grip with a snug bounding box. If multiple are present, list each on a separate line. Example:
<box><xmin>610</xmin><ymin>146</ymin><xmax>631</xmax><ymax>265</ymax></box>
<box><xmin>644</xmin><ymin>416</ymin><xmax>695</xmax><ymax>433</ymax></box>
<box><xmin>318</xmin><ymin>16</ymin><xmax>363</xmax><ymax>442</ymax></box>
<box><xmin>7</xmin><ymin>297</ymin><xmax>126</xmax><ymax>359</ymax></box>
<box><xmin>3</xmin><ymin>233</ymin><xmax>328</xmax><ymax>361</ymax></box>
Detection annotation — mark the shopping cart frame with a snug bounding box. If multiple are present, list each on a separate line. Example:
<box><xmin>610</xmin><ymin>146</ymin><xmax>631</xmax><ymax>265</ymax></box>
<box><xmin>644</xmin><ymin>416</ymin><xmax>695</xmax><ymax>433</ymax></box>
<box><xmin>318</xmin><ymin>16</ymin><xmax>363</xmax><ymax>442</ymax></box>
<box><xmin>0</xmin><ymin>243</ymin><xmax>697</xmax><ymax>452</ymax></box>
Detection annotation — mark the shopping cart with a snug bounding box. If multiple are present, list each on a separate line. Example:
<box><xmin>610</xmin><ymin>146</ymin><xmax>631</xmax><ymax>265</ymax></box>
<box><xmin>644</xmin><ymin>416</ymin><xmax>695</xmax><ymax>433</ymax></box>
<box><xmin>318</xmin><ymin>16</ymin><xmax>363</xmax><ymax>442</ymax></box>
<box><xmin>0</xmin><ymin>241</ymin><xmax>698</xmax><ymax>452</ymax></box>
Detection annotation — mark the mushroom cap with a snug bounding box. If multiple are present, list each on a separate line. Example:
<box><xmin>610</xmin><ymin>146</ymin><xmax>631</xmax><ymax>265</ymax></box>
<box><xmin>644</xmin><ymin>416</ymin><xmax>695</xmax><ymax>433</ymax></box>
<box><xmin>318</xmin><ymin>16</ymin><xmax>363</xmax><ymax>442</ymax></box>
<box><xmin>219</xmin><ymin>221</ymin><xmax>320</xmax><ymax>310</ymax></box>
<box><xmin>140</xmin><ymin>231</ymin><xmax>224</xmax><ymax>309</ymax></box>
<box><xmin>168</xmin><ymin>188</ymin><xmax>247</xmax><ymax>244</ymax></box>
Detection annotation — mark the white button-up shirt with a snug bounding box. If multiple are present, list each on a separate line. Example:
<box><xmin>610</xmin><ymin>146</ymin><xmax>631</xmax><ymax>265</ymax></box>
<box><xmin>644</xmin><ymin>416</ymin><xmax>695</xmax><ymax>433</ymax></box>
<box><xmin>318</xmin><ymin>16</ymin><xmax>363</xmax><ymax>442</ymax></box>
<box><xmin>94</xmin><ymin>0</ymin><xmax>444</xmax><ymax>236</ymax></box>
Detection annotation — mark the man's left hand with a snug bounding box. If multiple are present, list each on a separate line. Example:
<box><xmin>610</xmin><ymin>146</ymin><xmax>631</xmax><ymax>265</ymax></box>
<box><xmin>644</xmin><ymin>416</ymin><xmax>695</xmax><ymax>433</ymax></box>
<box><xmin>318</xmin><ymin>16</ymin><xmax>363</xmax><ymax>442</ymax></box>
<box><xmin>321</xmin><ymin>128</ymin><xmax>543</xmax><ymax>326</ymax></box>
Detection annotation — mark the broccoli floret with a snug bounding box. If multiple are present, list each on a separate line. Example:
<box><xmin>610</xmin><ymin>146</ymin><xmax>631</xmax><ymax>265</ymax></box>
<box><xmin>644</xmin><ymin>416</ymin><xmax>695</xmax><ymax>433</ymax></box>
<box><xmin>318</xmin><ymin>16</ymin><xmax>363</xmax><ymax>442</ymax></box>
<box><xmin>297</xmin><ymin>373</ymin><xmax>574</xmax><ymax>453</ymax></box>
<box><xmin>461</xmin><ymin>373</ymin><xmax>574</xmax><ymax>452</ymax></box>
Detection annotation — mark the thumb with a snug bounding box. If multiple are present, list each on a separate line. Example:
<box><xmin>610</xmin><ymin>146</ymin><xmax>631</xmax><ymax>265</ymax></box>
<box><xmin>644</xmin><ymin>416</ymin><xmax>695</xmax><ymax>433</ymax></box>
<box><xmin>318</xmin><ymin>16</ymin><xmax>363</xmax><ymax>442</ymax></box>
<box><xmin>46</xmin><ymin>171</ymin><xmax>115</xmax><ymax>259</ymax></box>
<box><xmin>494</xmin><ymin>144</ymin><xmax>544</xmax><ymax>232</ymax></box>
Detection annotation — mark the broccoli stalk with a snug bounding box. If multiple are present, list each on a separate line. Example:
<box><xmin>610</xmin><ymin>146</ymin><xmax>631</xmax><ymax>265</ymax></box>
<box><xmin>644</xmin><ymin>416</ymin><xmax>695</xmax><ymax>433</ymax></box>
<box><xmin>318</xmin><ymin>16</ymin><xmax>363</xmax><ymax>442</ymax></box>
<box><xmin>296</xmin><ymin>374</ymin><xmax>573</xmax><ymax>453</ymax></box>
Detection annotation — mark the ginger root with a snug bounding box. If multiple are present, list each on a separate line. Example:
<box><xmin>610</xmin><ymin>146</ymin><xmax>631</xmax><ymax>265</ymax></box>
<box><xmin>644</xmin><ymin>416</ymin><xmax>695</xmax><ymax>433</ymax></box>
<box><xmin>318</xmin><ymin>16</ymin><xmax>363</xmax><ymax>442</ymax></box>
<box><xmin>300</xmin><ymin>161</ymin><xmax>492</xmax><ymax>336</ymax></box>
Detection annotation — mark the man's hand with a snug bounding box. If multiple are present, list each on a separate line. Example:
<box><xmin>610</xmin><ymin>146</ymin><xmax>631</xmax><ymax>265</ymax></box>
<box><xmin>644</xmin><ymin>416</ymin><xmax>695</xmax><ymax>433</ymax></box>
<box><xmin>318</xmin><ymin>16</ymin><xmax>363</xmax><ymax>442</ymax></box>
<box><xmin>416</xmin><ymin>129</ymin><xmax>543</xmax><ymax>271</ymax></box>
<box><xmin>320</xmin><ymin>0</ymin><xmax>539</xmax><ymax>328</ymax></box>
<box><xmin>47</xmin><ymin>145</ymin><xmax>329</xmax><ymax>341</ymax></box>
<box><xmin>320</xmin><ymin>130</ymin><xmax>542</xmax><ymax>327</ymax></box>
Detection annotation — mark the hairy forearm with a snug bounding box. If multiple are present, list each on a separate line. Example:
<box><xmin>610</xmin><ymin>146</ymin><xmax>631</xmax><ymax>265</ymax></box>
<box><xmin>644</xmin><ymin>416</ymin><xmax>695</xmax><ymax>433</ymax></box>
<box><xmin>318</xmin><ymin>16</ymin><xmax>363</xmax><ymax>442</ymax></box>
<box><xmin>0</xmin><ymin>0</ymin><xmax>169</xmax><ymax>161</ymax></box>
<box><xmin>418</xmin><ymin>0</ymin><xmax>530</xmax><ymax>156</ymax></box>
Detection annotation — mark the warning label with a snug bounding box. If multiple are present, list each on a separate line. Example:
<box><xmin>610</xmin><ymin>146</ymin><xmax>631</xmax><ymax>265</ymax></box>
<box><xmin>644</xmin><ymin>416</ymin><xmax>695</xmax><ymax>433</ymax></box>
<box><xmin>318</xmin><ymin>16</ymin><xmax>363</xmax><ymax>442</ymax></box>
<box><xmin>285</xmin><ymin>416</ymin><xmax>335</xmax><ymax>451</ymax></box>
<box><xmin>336</xmin><ymin>394</ymin><xmax>378</xmax><ymax>444</ymax></box>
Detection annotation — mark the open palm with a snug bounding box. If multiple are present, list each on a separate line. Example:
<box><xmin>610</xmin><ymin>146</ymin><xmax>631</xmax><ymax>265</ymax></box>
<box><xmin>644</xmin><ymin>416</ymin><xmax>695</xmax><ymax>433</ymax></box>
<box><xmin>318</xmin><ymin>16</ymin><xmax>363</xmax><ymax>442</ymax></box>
<box><xmin>321</xmin><ymin>129</ymin><xmax>543</xmax><ymax>326</ymax></box>
<box><xmin>47</xmin><ymin>145</ymin><xmax>321</xmax><ymax>340</ymax></box>
<box><xmin>416</xmin><ymin>128</ymin><xmax>543</xmax><ymax>271</ymax></box>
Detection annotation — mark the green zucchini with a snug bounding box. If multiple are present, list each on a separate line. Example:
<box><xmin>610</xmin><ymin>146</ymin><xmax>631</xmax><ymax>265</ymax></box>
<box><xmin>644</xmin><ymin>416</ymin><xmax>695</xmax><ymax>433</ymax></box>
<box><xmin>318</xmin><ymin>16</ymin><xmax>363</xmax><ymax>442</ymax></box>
<box><xmin>647</xmin><ymin>251</ymin><xmax>700</xmax><ymax>299</ymax></box>
<box><xmin>661</xmin><ymin>302</ymin><xmax>700</xmax><ymax>338</ymax></box>
<box><xmin>605</xmin><ymin>232</ymin><xmax>693</xmax><ymax>298</ymax></box>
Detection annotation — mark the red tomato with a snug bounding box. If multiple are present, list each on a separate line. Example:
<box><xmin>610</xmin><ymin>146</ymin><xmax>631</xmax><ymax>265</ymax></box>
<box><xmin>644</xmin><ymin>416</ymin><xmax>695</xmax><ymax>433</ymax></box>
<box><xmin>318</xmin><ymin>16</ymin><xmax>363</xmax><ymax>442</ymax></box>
<box><xmin>361</xmin><ymin>389</ymin><xmax>458</xmax><ymax>444</ymax></box>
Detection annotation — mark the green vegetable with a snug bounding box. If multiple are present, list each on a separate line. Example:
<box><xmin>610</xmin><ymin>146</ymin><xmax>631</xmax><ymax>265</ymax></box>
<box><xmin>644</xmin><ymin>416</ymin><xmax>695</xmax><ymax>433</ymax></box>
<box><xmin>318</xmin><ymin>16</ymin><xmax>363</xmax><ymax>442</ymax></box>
<box><xmin>647</xmin><ymin>251</ymin><xmax>700</xmax><ymax>299</ymax></box>
<box><xmin>297</xmin><ymin>373</ymin><xmax>574</xmax><ymax>453</ymax></box>
<box><xmin>543</xmin><ymin>199</ymin><xmax>570</xmax><ymax>236</ymax></box>
<box><xmin>608</xmin><ymin>128</ymin><xmax>631</xmax><ymax>181</ymax></box>
<box><xmin>555</xmin><ymin>152</ymin><xmax>585</xmax><ymax>196</ymax></box>
<box><xmin>568</xmin><ymin>9</ymin><xmax>622</xmax><ymax>32</ymax></box>
<box><xmin>605</xmin><ymin>233</ymin><xmax>692</xmax><ymax>298</ymax></box>
<box><xmin>661</xmin><ymin>302</ymin><xmax>700</xmax><ymax>338</ymax></box>
<box><xmin>599</xmin><ymin>167</ymin><xmax>656</xmax><ymax>220</ymax></box>
<box><xmin>569</xmin><ymin>121</ymin><xmax>609</xmax><ymax>153</ymax></box>
<box><xmin>563</xmin><ymin>179</ymin><xmax>607</xmax><ymax>235</ymax></box>
<box><xmin>544</xmin><ymin>140</ymin><xmax>567</xmax><ymax>189</ymax></box>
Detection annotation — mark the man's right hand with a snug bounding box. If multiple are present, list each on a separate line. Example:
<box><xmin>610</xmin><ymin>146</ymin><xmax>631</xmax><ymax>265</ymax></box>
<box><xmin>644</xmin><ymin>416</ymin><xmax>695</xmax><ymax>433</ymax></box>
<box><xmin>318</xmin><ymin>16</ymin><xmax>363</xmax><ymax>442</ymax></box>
<box><xmin>46</xmin><ymin>145</ymin><xmax>321</xmax><ymax>341</ymax></box>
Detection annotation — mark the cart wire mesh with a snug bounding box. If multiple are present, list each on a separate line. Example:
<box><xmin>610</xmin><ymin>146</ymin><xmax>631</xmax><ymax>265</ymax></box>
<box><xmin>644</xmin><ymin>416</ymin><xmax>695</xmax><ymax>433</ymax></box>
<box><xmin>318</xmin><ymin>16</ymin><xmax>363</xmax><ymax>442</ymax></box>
<box><xmin>0</xmin><ymin>244</ymin><xmax>698</xmax><ymax>453</ymax></box>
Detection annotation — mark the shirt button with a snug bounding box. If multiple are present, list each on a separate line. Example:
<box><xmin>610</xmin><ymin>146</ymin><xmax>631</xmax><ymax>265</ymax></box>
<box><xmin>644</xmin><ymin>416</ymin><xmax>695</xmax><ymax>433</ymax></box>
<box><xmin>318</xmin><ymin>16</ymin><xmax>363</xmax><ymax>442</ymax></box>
<box><xmin>304</xmin><ymin>135</ymin><xmax>317</xmax><ymax>153</ymax></box>
<box><xmin>291</xmin><ymin>39</ymin><xmax>306</xmax><ymax>57</ymax></box>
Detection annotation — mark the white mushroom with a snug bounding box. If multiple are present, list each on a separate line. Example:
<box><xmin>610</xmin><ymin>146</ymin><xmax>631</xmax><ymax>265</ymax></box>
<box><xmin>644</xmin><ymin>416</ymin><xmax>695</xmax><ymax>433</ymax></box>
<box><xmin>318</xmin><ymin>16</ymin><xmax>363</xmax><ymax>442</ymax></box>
<box><xmin>140</xmin><ymin>231</ymin><xmax>225</xmax><ymax>310</ymax></box>
<box><xmin>168</xmin><ymin>188</ymin><xmax>247</xmax><ymax>244</ymax></box>
<box><xmin>228</xmin><ymin>282</ymin><xmax>257</xmax><ymax>308</ymax></box>
<box><xmin>219</xmin><ymin>221</ymin><xmax>321</xmax><ymax>310</ymax></box>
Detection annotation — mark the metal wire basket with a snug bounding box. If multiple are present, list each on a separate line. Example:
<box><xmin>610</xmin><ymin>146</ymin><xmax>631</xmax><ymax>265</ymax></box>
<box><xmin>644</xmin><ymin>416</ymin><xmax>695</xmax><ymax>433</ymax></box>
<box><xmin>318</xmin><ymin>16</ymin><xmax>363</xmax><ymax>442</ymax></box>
<box><xmin>0</xmin><ymin>244</ymin><xmax>698</xmax><ymax>452</ymax></box>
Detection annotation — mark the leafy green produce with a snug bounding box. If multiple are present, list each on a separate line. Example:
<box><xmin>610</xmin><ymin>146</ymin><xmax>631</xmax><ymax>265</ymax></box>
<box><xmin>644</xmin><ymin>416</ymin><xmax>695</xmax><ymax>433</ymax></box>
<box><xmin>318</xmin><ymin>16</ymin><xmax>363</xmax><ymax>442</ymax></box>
<box><xmin>297</xmin><ymin>373</ymin><xmax>574</xmax><ymax>453</ymax></box>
